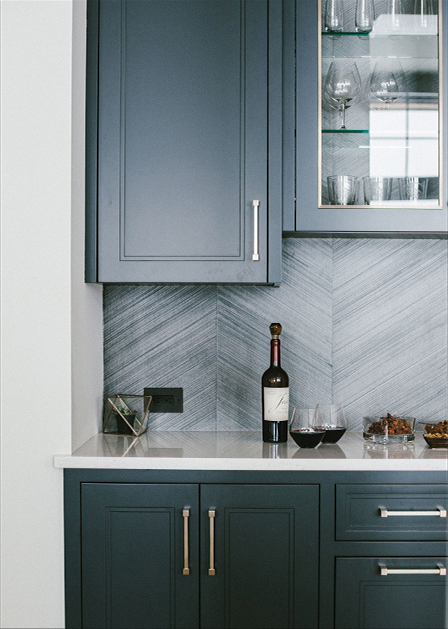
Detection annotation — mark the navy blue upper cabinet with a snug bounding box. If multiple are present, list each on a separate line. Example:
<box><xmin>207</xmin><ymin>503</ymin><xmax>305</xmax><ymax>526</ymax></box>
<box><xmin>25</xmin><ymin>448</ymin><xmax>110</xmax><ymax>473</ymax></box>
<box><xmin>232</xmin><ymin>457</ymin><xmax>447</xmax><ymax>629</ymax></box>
<box><xmin>86</xmin><ymin>0</ymin><xmax>283</xmax><ymax>283</ymax></box>
<box><xmin>283</xmin><ymin>0</ymin><xmax>448</xmax><ymax>234</ymax></box>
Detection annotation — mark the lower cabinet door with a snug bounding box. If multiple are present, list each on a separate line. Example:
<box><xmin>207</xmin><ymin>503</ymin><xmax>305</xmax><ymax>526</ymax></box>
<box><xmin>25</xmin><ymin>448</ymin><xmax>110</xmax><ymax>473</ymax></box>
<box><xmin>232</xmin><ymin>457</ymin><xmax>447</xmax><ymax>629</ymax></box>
<box><xmin>335</xmin><ymin>557</ymin><xmax>448</xmax><ymax>629</ymax></box>
<box><xmin>81</xmin><ymin>483</ymin><xmax>199</xmax><ymax>629</ymax></box>
<box><xmin>200</xmin><ymin>484</ymin><xmax>319</xmax><ymax>629</ymax></box>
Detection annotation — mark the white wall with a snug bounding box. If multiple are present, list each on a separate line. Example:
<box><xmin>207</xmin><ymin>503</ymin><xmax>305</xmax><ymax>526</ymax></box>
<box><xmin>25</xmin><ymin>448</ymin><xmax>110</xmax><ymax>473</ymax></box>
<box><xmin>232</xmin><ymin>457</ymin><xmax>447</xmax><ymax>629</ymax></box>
<box><xmin>0</xmin><ymin>0</ymin><xmax>103</xmax><ymax>626</ymax></box>
<box><xmin>71</xmin><ymin>0</ymin><xmax>103</xmax><ymax>450</ymax></box>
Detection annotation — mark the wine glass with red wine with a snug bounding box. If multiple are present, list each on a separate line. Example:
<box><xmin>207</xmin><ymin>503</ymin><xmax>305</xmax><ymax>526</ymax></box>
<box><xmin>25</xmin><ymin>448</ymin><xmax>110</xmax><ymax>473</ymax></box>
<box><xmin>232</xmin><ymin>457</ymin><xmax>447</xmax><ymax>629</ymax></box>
<box><xmin>314</xmin><ymin>403</ymin><xmax>347</xmax><ymax>443</ymax></box>
<box><xmin>289</xmin><ymin>407</ymin><xmax>325</xmax><ymax>449</ymax></box>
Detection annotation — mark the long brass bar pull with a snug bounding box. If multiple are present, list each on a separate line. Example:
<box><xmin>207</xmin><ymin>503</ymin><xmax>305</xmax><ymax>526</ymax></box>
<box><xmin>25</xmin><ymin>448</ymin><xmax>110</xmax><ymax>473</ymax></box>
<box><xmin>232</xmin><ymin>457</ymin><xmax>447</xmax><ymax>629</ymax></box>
<box><xmin>380</xmin><ymin>507</ymin><xmax>447</xmax><ymax>518</ymax></box>
<box><xmin>208</xmin><ymin>509</ymin><xmax>216</xmax><ymax>576</ymax></box>
<box><xmin>252</xmin><ymin>200</ymin><xmax>260</xmax><ymax>261</ymax></box>
<box><xmin>182</xmin><ymin>509</ymin><xmax>190</xmax><ymax>576</ymax></box>
<box><xmin>380</xmin><ymin>564</ymin><xmax>447</xmax><ymax>576</ymax></box>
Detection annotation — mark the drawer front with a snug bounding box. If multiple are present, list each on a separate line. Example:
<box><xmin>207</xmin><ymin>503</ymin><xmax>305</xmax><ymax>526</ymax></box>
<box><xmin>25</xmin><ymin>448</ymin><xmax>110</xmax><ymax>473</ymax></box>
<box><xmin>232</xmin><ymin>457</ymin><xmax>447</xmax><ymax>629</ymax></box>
<box><xmin>335</xmin><ymin>556</ymin><xmax>448</xmax><ymax>629</ymax></box>
<box><xmin>336</xmin><ymin>484</ymin><xmax>448</xmax><ymax>541</ymax></box>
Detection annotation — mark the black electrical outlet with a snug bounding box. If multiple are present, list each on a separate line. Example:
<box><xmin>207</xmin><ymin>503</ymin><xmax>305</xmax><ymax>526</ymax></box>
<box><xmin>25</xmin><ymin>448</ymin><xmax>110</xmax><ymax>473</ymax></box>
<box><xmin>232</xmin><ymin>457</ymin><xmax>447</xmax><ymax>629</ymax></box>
<box><xmin>144</xmin><ymin>387</ymin><xmax>183</xmax><ymax>413</ymax></box>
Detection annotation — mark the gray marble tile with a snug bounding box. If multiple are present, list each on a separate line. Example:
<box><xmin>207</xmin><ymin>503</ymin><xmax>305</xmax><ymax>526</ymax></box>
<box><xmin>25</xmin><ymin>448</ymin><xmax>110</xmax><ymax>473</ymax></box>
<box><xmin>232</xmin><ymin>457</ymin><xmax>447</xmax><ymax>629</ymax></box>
<box><xmin>332</xmin><ymin>238</ymin><xmax>448</xmax><ymax>429</ymax></box>
<box><xmin>103</xmin><ymin>284</ymin><xmax>218</xmax><ymax>430</ymax></box>
<box><xmin>216</xmin><ymin>239</ymin><xmax>333</xmax><ymax>430</ymax></box>
<box><xmin>103</xmin><ymin>238</ymin><xmax>448</xmax><ymax>434</ymax></box>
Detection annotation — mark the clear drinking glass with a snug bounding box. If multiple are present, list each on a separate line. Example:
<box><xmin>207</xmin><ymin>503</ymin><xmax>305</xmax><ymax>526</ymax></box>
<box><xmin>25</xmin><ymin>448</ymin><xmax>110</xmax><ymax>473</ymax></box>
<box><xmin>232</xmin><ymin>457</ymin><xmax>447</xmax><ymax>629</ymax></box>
<box><xmin>325</xmin><ymin>0</ymin><xmax>345</xmax><ymax>32</ymax></box>
<box><xmin>324</xmin><ymin>61</ymin><xmax>362</xmax><ymax>129</ymax></box>
<box><xmin>314</xmin><ymin>403</ymin><xmax>347</xmax><ymax>444</ymax></box>
<box><xmin>414</xmin><ymin>0</ymin><xmax>435</xmax><ymax>14</ymax></box>
<box><xmin>355</xmin><ymin>0</ymin><xmax>375</xmax><ymax>32</ymax></box>
<box><xmin>289</xmin><ymin>408</ymin><xmax>325</xmax><ymax>449</ymax></box>
<box><xmin>399</xmin><ymin>177</ymin><xmax>429</xmax><ymax>201</ymax></box>
<box><xmin>327</xmin><ymin>175</ymin><xmax>358</xmax><ymax>205</ymax></box>
<box><xmin>414</xmin><ymin>0</ymin><xmax>435</xmax><ymax>30</ymax></box>
<box><xmin>387</xmin><ymin>0</ymin><xmax>403</xmax><ymax>30</ymax></box>
<box><xmin>363</xmin><ymin>177</ymin><xmax>393</xmax><ymax>204</ymax></box>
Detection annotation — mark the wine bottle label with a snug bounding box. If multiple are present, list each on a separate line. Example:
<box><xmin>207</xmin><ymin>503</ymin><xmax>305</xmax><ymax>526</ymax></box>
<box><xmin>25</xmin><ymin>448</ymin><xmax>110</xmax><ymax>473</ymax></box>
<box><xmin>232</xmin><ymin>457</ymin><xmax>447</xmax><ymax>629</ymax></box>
<box><xmin>263</xmin><ymin>387</ymin><xmax>289</xmax><ymax>422</ymax></box>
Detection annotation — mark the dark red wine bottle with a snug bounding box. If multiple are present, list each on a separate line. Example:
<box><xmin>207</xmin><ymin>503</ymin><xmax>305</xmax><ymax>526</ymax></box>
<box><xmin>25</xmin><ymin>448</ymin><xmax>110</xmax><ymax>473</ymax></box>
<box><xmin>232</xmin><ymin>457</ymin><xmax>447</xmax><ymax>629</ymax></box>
<box><xmin>262</xmin><ymin>323</ymin><xmax>289</xmax><ymax>443</ymax></box>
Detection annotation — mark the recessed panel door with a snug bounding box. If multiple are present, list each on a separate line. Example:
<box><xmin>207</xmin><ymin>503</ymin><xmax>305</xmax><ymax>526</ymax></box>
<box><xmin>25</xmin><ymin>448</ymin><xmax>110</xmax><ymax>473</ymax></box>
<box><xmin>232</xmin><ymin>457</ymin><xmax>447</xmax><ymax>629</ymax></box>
<box><xmin>81</xmin><ymin>483</ymin><xmax>199</xmax><ymax>629</ymax></box>
<box><xmin>94</xmin><ymin>0</ymin><xmax>279</xmax><ymax>283</ymax></box>
<box><xmin>200</xmin><ymin>484</ymin><xmax>319</xmax><ymax>629</ymax></box>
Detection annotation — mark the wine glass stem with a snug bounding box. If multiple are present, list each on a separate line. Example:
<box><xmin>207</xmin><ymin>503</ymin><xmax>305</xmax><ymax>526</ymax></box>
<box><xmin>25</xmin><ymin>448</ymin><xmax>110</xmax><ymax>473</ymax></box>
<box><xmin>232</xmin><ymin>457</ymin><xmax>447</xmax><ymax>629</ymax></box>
<box><xmin>340</xmin><ymin>102</ymin><xmax>347</xmax><ymax>130</ymax></box>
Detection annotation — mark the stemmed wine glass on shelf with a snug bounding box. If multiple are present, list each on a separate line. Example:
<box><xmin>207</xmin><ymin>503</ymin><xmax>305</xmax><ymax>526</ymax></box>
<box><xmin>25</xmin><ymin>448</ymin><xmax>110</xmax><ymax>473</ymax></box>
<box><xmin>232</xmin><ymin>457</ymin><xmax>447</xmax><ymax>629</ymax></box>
<box><xmin>369</xmin><ymin>60</ymin><xmax>406</xmax><ymax>107</ymax></box>
<box><xmin>324</xmin><ymin>61</ymin><xmax>362</xmax><ymax>130</ymax></box>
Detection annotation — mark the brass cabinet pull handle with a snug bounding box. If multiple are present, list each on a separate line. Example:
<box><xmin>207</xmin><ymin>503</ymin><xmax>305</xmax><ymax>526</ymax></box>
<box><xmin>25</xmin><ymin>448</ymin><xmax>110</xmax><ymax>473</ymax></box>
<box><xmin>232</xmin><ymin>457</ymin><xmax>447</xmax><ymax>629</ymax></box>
<box><xmin>252</xmin><ymin>200</ymin><xmax>260</xmax><ymax>261</ymax></box>
<box><xmin>380</xmin><ymin>507</ymin><xmax>447</xmax><ymax>518</ymax></box>
<box><xmin>208</xmin><ymin>509</ymin><xmax>216</xmax><ymax>576</ymax></box>
<box><xmin>380</xmin><ymin>563</ymin><xmax>447</xmax><ymax>576</ymax></box>
<box><xmin>182</xmin><ymin>509</ymin><xmax>190</xmax><ymax>575</ymax></box>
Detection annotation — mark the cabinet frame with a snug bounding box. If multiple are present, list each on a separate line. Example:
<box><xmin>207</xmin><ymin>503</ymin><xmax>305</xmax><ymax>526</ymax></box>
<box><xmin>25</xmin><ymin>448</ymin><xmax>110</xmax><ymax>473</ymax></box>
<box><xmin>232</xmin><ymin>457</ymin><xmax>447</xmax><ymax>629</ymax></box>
<box><xmin>282</xmin><ymin>0</ymin><xmax>448</xmax><ymax>235</ymax></box>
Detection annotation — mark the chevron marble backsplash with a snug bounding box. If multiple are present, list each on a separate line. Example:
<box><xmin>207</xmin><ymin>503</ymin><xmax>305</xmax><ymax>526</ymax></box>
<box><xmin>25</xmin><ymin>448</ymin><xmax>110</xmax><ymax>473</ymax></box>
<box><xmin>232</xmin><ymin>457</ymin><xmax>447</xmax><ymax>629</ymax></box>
<box><xmin>103</xmin><ymin>238</ymin><xmax>448</xmax><ymax>431</ymax></box>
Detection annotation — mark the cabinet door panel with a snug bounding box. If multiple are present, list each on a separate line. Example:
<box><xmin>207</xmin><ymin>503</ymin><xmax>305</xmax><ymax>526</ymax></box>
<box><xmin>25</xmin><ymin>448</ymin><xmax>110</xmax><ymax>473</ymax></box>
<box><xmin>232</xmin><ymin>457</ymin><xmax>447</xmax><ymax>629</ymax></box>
<box><xmin>81</xmin><ymin>483</ymin><xmax>199</xmax><ymax>629</ymax></box>
<box><xmin>94</xmin><ymin>0</ymin><xmax>278</xmax><ymax>283</ymax></box>
<box><xmin>335</xmin><ymin>557</ymin><xmax>448</xmax><ymax>629</ymax></box>
<box><xmin>200</xmin><ymin>484</ymin><xmax>319</xmax><ymax>629</ymax></box>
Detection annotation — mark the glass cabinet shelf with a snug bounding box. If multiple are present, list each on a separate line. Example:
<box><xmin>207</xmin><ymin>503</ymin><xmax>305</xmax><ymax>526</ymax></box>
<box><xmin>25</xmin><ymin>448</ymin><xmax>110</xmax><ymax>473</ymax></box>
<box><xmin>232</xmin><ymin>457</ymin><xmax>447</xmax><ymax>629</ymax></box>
<box><xmin>322</xmin><ymin>32</ymin><xmax>438</xmax><ymax>37</ymax></box>
<box><xmin>319</xmin><ymin>0</ymin><xmax>442</xmax><ymax>209</ymax></box>
<box><xmin>322</xmin><ymin>129</ymin><xmax>369</xmax><ymax>133</ymax></box>
<box><xmin>322</xmin><ymin>33</ymin><xmax>438</xmax><ymax>60</ymax></box>
<box><xmin>322</xmin><ymin>132</ymin><xmax>370</xmax><ymax>150</ymax></box>
<box><xmin>322</xmin><ymin>31</ymin><xmax>369</xmax><ymax>36</ymax></box>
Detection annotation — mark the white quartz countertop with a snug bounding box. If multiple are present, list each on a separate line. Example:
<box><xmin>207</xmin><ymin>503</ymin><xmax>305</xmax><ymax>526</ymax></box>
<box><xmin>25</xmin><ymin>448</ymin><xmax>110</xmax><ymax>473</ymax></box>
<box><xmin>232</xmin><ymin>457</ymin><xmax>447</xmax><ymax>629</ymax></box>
<box><xmin>54</xmin><ymin>431</ymin><xmax>448</xmax><ymax>471</ymax></box>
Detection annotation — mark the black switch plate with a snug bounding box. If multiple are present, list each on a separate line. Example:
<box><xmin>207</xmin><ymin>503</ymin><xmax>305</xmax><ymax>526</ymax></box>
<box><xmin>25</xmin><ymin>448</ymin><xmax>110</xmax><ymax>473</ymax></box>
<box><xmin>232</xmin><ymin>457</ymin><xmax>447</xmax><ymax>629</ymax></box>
<box><xmin>144</xmin><ymin>387</ymin><xmax>183</xmax><ymax>413</ymax></box>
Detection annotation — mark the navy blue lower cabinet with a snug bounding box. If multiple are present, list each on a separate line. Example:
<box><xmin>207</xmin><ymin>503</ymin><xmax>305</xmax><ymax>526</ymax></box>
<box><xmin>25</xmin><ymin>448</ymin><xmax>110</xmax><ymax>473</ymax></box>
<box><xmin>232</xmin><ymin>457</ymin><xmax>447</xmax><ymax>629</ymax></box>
<box><xmin>81</xmin><ymin>483</ymin><xmax>200</xmax><ymax>629</ymax></box>
<box><xmin>64</xmin><ymin>470</ymin><xmax>447</xmax><ymax>629</ymax></box>
<box><xmin>200</xmin><ymin>484</ymin><xmax>319</xmax><ymax>629</ymax></box>
<box><xmin>335</xmin><ymin>557</ymin><xmax>448</xmax><ymax>629</ymax></box>
<box><xmin>86</xmin><ymin>0</ymin><xmax>283</xmax><ymax>284</ymax></box>
<box><xmin>66</xmin><ymin>475</ymin><xmax>319</xmax><ymax>629</ymax></box>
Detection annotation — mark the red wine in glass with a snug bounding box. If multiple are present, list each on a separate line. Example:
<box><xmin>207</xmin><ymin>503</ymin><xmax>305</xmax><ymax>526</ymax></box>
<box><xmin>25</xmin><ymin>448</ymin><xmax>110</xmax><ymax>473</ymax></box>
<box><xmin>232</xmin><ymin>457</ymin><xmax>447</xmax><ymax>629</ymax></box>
<box><xmin>290</xmin><ymin>428</ymin><xmax>325</xmax><ymax>448</ymax></box>
<box><xmin>314</xmin><ymin>404</ymin><xmax>346</xmax><ymax>444</ymax></box>
<box><xmin>315</xmin><ymin>426</ymin><xmax>346</xmax><ymax>443</ymax></box>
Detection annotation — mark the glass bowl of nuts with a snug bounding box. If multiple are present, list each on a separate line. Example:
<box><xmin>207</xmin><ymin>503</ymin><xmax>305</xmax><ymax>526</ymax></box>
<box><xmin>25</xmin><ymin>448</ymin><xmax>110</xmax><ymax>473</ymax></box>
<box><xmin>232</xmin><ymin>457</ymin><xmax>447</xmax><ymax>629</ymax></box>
<box><xmin>363</xmin><ymin>413</ymin><xmax>416</xmax><ymax>444</ymax></box>
<box><xmin>419</xmin><ymin>420</ymin><xmax>448</xmax><ymax>448</ymax></box>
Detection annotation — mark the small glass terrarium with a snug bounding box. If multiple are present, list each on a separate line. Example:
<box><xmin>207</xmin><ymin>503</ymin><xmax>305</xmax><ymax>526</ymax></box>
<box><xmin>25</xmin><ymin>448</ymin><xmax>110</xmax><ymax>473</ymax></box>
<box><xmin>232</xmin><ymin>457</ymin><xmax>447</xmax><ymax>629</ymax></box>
<box><xmin>103</xmin><ymin>394</ymin><xmax>152</xmax><ymax>437</ymax></box>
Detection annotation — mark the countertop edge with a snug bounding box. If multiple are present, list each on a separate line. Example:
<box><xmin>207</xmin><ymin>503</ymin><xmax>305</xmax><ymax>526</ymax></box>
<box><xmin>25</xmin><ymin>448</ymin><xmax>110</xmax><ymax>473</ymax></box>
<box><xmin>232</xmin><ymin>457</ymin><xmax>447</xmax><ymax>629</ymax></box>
<box><xmin>53</xmin><ymin>455</ymin><xmax>448</xmax><ymax>472</ymax></box>
<box><xmin>54</xmin><ymin>431</ymin><xmax>448</xmax><ymax>472</ymax></box>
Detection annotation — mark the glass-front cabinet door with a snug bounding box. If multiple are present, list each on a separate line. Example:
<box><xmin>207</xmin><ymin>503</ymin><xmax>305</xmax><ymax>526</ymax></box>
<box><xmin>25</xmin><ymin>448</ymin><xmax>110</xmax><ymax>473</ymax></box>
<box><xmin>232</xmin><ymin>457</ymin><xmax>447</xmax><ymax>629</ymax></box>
<box><xmin>283</xmin><ymin>0</ymin><xmax>448</xmax><ymax>234</ymax></box>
